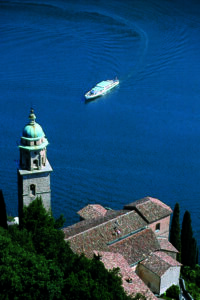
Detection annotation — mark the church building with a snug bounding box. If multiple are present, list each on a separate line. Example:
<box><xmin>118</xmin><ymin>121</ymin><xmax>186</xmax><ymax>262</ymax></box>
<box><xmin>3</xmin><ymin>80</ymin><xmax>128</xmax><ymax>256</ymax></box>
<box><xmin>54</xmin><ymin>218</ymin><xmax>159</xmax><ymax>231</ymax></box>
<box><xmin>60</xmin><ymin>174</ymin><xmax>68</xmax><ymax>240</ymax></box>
<box><xmin>17</xmin><ymin>109</ymin><xmax>52</xmax><ymax>220</ymax></box>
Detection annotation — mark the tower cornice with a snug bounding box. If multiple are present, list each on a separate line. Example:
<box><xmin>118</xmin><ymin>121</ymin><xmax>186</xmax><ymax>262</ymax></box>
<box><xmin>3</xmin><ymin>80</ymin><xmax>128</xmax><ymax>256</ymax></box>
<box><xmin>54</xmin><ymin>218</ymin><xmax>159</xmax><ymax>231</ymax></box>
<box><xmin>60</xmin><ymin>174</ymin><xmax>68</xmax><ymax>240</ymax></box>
<box><xmin>19</xmin><ymin>140</ymin><xmax>49</xmax><ymax>151</ymax></box>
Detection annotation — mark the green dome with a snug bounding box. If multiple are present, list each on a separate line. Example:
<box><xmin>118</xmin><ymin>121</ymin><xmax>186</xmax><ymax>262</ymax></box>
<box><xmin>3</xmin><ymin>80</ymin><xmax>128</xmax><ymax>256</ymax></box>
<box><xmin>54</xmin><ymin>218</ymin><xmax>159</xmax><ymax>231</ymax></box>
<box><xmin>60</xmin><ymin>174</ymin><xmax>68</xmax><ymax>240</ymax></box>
<box><xmin>22</xmin><ymin>109</ymin><xmax>45</xmax><ymax>139</ymax></box>
<box><xmin>23</xmin><ymin>122</ymin><xmax>45</xmax><ymax>139</ymax></box>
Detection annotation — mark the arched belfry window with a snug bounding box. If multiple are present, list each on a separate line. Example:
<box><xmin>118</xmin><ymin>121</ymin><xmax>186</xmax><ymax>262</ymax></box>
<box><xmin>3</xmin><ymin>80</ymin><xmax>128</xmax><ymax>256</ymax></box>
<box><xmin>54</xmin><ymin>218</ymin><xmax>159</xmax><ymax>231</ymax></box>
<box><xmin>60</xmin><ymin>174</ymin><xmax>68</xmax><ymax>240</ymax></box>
<box><xmin>30</xmin><ymin>184</ymin><xmax>36</xmax><ymax>196</ymax></box>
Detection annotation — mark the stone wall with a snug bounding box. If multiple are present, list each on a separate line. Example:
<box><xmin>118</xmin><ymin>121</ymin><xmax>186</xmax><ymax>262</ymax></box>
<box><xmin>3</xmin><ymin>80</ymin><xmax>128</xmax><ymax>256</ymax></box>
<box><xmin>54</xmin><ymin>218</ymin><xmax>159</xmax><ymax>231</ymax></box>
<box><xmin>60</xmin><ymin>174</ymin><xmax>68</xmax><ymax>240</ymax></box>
<box><xmin>137</xmin><ymin>264</ymin><xmax>180</xmax><ymax>295</ymax></box>
<box><xmin>136</xmin><ymin>264</ymin><xmax>160</xmax><ymax>294</ymax></box>
<box><xmin>18</xmin><ymin>171</ymin><xmax>51</xmax><ymax>212</ymax></box>
<box><xmin>160</xmin><ymin>266</ymin><xmax>180</xmax><ymax>295</ymax></box>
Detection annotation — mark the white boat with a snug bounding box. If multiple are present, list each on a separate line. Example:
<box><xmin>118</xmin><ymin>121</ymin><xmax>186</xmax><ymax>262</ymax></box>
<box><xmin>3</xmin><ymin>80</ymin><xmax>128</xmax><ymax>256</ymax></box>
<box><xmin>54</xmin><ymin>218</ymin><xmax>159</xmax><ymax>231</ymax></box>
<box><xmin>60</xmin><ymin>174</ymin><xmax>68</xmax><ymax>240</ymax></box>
<box><xmin>85</xmin><ymin>78</ymin><xmax>119</xmax><ymax>100</ymax></box>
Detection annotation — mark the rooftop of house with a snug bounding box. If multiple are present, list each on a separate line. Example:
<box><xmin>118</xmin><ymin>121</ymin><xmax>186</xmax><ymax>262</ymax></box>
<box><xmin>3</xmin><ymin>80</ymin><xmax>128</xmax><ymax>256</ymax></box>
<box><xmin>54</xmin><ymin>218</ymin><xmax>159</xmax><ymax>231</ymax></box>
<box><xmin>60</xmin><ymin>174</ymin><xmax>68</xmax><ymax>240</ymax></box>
<box><xmin>63</xmin><ymin>198</ymin><xmax>175</xmax><ymax>261</ymax></box>
<box><xmin>65</xmin><ymin>209</ymin><xmax>147</xmax><ymax>258</ymax></box>
<box><xmin>140</xmin><ymin>251</ymin><xmax>182</xmax><ymax>277</ymax></box>
<box><xmin>95</xmin><ymin>251</ymin><xmax>158</xmax><ymax>300</ymax></box>
<box><xmin>63</xmin><ymin>198</ymin><xmax>179</xmax><ymax>299</ymax></box>
<box><xmin>63</xmin><ymin>209</ymin><xmax>128</xmax><ymax>239</ymax></box>
<box><xmin>154</xmin><ymin>251</ymin><xmax>182</xmax><ymax>267</ymax></box>
<box><xmin>109</xmin><ymin>228</ymin><xmax>160</xmax><ymax>265</ymax></box>
<box><xmin>77</xmin><ymin>204</ymin><xmax>107</xmax><ymax>220</ymax></box>
<box><xmin>64</xmin><ymin>196</ymin><xmax>173</xmax><ymax>239</ymax></box>
<box><xmin>158</xmin><ymin>237</ymin><xmax>179</xmax><ymax>253</ymax></box>
<box><xmin>124</xmin><ymin>196</ymin><xmax>172</xmax><ymax>223</ymax></box>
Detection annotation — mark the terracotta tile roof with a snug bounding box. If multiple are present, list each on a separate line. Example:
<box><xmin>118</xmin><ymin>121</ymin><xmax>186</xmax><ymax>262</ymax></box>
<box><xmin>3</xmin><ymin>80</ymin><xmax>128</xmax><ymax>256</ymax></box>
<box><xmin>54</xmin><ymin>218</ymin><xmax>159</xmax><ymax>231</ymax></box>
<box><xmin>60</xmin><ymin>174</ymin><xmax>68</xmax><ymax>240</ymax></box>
<box><xmin>140</xmin><ymin>251</ymin><xmax>181</xmax><ymax>277</ymax></box>
<box><xmin>77</xmin><ymin>204</ymin><xmax>107</xmax><ymax>220</ymax></box>
<box><xmin>154</xmin><ymin>251</ymin><xmax>182</xmax><ymax>267</ymax></box>
<box><xmin>124</xmin><ymin>197</ymin><xmax>172</xmax><ymax>223</ymax></box>
<box><xmin>62</xmin><ymin>199</ymin><xmax>180</xmax><ymax>298</ymax></box>
<box><xmin>67</xmin><ymin>228</ymin><xmax>109</xmax><ymax>257</ymax></box>
<box><xmin>158</xmin><ymin>237</ymin><xmax>179</xmax><ymax>253</ymax></box>
<box><xmin>64</xmin><ymin>210</ymin><xmax>147</xmax><ymax>258</ymax></box>
<box><xmin>109</xmin><ymin>228</ymin><xmax>160</xmax><ymax>265</ymax></box>
<box><xmin>63</xmin><ymin>210</ymin><xmax>126</xmax><ymax>238</ymax></box>
<box><xmin>95</xmin><ymin>251</ymin><xmax>158</xmax><ymax>300</ymax></box>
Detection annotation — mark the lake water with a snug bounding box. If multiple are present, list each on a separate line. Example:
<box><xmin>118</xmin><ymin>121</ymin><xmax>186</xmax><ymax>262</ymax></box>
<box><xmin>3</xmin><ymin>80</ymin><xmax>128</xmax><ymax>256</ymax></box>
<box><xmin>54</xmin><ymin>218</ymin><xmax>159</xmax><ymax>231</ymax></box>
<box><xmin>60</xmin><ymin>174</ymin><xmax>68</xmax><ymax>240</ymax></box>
<box><xmin>0</xmin><ymin>0</ymin><xmax>200</xmax><ymax>248</ymax></box>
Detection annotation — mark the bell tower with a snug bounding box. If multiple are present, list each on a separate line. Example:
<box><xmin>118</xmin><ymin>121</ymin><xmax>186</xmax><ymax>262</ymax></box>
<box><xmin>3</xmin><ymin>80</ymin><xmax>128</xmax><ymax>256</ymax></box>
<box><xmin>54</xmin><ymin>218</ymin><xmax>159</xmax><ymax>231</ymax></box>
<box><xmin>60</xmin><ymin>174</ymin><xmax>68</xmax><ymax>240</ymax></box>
<box><xmin>18</xmin><ymin>109</ymin><xmax>53</xmax><ymax>220</ymax></box>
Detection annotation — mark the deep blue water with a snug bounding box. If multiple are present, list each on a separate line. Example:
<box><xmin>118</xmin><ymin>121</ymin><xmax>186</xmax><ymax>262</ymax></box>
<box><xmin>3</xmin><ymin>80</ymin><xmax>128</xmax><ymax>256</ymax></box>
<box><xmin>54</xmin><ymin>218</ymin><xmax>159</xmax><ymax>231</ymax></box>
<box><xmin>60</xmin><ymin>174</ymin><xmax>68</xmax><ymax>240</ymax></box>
<box><xmin>0</xmin><ymin>0</ymin><xmax>200</xmax><ymax>247</ymax></box>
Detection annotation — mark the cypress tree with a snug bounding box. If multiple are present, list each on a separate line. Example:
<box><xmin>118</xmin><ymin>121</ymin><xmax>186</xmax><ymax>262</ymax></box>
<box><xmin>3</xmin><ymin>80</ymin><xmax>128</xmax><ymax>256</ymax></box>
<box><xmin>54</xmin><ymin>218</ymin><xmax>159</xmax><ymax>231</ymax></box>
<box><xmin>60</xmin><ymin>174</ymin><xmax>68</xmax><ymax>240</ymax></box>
<box><xmin>181</xmin><ymin>210</ymin><xmax>198</xmax><ymax>267</ymax></box>
<box><xmin>190</xmin><ymin>237</ymin><xmax>198</xmax><ymax>268</ymax></box>
<box><xmin>0</xmin><ymin>189</ymin><xmax>8</xmax><ymax>229</ymax></box>
<box><xmin>196</xmin><ymin>246</ymin><xmax>199</xmax><ymax>265</ymax></box>
<box><xmin>169</xmin><ymin>203</ymin><xmax>181</xmax><ymax>262</ymax></box>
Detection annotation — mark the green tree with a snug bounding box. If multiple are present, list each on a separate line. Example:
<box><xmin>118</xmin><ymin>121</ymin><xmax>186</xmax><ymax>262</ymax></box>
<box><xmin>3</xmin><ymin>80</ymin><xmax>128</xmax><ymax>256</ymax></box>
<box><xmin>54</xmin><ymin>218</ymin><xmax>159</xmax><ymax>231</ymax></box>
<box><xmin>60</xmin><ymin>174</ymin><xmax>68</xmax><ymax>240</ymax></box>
<box><xmin>182</xmin><ymin>265</ymin><xmax>200</xmax><ymax>299</ymax></box>
<box><xmin>166</xmin><ymin>285</ymin><xmax>180</xmax><ymax>300</ymax></box>
<box><xmin>0</xmin><ymin>190</ymin><xmax>8</xmax><ymax>230</ymax></box>
<box><xmin>63</xmin><ymin>254</ymin><xmax>133</xmax><ymax>300</ymax></box>
<box><xmin>169</xmin><ymin>203</ymin><xmax>181</xmax><ymax>261</ymax></box>
<box><xmin>181</xmin><ymin>210</ymin><xmax>198</xmax><ymax>268</ymax></box>
<box><xmin>0</xmin><ymin>227</ymin><xmax>64</xmax><ymax>300</ymax></box>
<box><xmin>20</xmin><ymin>196</ymin><xmax>55</xmax><ymax>231</ymax></box>
<box><xmin>190</xmin><ymin>237</ymin><xmax>198</xmax><ymax>268</ymax></box>
<box><xmin>20</xmin><ymin>197</ymin><xmax>75</xmax><ymax>271</ymax></box>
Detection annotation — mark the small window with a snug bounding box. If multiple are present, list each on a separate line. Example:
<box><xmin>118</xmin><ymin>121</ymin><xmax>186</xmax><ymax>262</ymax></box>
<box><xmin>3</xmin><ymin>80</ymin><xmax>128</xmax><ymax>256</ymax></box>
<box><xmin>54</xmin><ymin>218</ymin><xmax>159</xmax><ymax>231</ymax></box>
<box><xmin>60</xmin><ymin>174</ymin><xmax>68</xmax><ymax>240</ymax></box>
<box><xmin>42</xmin><ymin>156</ymin><xmax>46</xmax><ymax>166</ymax></box>
<box><xmin>33</xmin><ymin>159</ymin><xmax>39</xmax><ymax>169</ymax></box>
<box><xmin>30</xmin><ymin>184</ymin><xmax>36</xmax><ymax>196</ymax></box>
<box><xmin>155</xmin><ymin>223</ymin><xmax>160</xmax><ymax>232</ymax></box>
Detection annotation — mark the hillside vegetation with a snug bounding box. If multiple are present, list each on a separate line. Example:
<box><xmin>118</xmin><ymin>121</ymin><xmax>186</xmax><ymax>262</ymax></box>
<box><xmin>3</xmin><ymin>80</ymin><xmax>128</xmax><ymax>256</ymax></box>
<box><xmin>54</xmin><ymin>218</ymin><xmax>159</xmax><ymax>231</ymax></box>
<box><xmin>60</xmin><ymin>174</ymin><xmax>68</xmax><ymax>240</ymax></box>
<box><xmin>0</xmin><ymin>196</ymin><xmax>144</xmax><ymax>300</ymax></box>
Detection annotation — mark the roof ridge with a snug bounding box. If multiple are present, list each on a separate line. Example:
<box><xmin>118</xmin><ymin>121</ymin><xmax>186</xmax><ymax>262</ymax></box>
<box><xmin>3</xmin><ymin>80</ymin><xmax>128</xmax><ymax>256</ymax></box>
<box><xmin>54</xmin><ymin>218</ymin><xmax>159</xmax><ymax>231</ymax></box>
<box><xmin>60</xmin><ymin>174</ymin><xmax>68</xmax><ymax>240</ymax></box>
<box><xmin>107</xmin><ymin>226</ymin><xmax>147</xmax><ymax>246</ymax></box>
<box><xmin>154</xmin><ymin>251</ymin><xmax>182</xmax><ymax>266</ymax></box>
<box><xmin>65</xmin><ymin>210</ymin><xmax>141</xmax><ymax>240</ymax></box>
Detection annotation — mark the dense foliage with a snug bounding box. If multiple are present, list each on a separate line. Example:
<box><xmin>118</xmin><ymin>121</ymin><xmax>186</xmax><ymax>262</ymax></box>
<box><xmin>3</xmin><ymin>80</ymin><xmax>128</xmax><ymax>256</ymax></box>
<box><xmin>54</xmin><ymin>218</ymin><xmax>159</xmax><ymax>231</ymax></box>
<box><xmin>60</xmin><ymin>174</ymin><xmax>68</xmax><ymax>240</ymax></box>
<box><xmin>169</xmin><ymin>203</ymin><xmax>181</xmax><ymax>262</ymax></box>
<box><xmin>165</xmin><ymin>285</ymin><xmax>180</xmax><ymax>300</ymax></box>
<box><xmin>0</xmin><ymin>197</ymin><xmax>140</xmax><ymax>300</ymax></box>
<box><xmin>0</xmin><ymin>227</ymin><xmax>64</xmax><ymax>300</ymax></box>
<box><xmin>181</xmin><ymin>265</ymin><xmax>200</xmax><ymax>300</ymax></box>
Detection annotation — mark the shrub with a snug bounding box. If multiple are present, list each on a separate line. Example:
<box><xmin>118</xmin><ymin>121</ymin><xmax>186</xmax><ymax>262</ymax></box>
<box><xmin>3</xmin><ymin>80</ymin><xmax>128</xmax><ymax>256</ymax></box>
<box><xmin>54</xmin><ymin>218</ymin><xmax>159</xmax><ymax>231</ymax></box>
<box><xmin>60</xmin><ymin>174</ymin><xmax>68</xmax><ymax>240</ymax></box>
<box><xmin>166</xmin><ymin>285</ymin><xmax>180</xmax><ymax>300</ymax></box>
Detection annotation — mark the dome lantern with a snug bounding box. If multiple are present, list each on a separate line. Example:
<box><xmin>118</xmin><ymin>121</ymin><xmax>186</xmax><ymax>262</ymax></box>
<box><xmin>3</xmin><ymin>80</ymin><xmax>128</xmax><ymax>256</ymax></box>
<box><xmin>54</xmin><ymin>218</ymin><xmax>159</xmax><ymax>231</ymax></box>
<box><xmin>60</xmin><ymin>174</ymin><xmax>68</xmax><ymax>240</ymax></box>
<box><xmin>28</xmin><ymin>108</ymin><xmax>36</xmax><ymax>125</ymax></box>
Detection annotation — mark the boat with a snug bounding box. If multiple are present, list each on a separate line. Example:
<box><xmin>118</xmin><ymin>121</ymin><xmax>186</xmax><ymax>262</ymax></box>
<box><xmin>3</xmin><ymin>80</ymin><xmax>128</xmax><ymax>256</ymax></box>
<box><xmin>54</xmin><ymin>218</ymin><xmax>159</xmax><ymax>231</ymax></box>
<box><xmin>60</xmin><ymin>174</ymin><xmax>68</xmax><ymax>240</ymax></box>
<box><xmin>85</xmin><ymin>78</ymin><xmax>119</xmax><ymax>100</ymax></box>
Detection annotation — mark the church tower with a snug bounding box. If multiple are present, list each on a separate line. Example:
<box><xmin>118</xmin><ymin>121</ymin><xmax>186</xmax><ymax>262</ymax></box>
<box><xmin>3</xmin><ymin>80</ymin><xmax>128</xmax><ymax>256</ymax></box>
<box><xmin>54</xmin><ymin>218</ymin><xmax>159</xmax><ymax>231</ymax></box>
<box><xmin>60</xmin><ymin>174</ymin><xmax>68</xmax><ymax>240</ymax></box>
<box><xmin>18</xmin><ymin>109</ymin><xmax>53</xmax><ymax>220</ymax></box>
